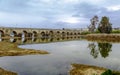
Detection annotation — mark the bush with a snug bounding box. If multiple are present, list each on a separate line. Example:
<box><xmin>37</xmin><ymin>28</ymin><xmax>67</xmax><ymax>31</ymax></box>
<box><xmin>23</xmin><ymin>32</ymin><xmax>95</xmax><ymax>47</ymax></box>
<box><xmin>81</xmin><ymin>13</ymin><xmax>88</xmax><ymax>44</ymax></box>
<box><xmin>102</xmin><ymin>69</ymin><xmax>112</xmax><ymax>75</ymax></box>
<box><xmin>112</xmin><ymin>30</ymin><xmax>120</xmax><ymax>33</ymax></box>
<box><xmin>81</xmin><ymin>31</ymin><xmax>90</xmax><ymax>35</ymax></box>
<box><xmin>101</xmin><ymin>69</ymin><xmax>120</xmax><ymax>75</ymax></box>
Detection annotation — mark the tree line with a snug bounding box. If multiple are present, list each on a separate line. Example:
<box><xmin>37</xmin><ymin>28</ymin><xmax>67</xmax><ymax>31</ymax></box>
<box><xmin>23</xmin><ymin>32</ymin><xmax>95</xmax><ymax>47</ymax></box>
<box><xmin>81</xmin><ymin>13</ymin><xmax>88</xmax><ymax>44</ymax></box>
<box><xmin>88</xmin><ymin>16</ymin><xmax>112</xmax><ymax>34</ymax></box>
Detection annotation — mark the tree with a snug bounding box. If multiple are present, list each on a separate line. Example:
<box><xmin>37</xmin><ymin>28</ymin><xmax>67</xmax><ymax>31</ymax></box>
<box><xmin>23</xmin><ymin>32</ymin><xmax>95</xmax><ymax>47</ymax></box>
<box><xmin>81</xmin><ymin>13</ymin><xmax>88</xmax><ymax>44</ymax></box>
<box><xmin>98</xmin><ymin>16</ymin><xmax>112</xmax><ymax>33</ymax></box>
<box><xmin>88</xmin><ymin>15</ymin><xmax>99</xmax><ymax>32</ymax></box>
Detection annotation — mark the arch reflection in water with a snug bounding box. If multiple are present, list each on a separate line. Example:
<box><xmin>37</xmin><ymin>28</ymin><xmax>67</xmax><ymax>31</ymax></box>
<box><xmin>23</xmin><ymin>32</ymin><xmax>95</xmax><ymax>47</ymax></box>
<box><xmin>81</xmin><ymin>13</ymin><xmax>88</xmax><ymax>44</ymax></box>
<box><xmin>32</xmin><ymin>31</ymin><xmax>37</xmax><ymax>42</ymax></box>
<box><xmin>22</xmin><ymin>31</ymin><xmax>27</xmax><ymax>43</ymax></box>
<box><xmin>0</xmin><ymin>32</ymin><xmax>2</xmax><ymax>41</ymax></box>
<box><xmin>10</xmin><ymin>38</ymin><xmax>17</xmax><ymax>43</ymax></box>
<box><xmin>88</xmin><ymin>42</ymin><xmax>112</xmax><ymax>58</ymax></box>
<box><xmin>0</xmin><ymin>30</ymin><xmax>4</xmax><ymax>41</ymax></box>
<box><xmin>1</xmin><ymin>36</ymin><xmax>82</xmax><ymax>44</ymax></box>
<box><xmin>10</xmin><ymin>31</ymin><xmax>17</xmax><ymax>42</ymax></box>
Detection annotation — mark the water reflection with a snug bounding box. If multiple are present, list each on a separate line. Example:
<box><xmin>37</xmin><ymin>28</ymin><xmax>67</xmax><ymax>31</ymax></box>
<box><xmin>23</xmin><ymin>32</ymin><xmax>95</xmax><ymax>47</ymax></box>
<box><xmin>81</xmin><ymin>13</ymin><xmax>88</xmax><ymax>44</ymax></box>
<box><xmin>98</xmin><ymin>43</ymin><xmax>112</xmax><ymax>58</ymax></box>
<box><xmin>88</xmin><ymin>43</ymin><xmax>98</xmax><ymax>58</ymax></box>
<box><xmin>88</xmin><ymin>42</ymin><xmax>112</xmax><ymax>58</ymax></box>
<box><xmin>0</xmin><ymin>36</ymin><xmax>82</xmax><ymax>45</ymax></box>
<box><xmin>0</xmin><ymin>31</ymin><xmax>3</xmax><ymax>41</ymax></box>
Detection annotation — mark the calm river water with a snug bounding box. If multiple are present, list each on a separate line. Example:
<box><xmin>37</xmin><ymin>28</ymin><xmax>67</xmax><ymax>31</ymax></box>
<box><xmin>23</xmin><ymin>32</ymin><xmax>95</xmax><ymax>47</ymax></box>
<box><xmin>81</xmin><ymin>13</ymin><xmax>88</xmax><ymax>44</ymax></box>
<box><xmin>0</xmin><ymin>40</ymin><xmax>120</xmax><ymax>75</ymax></box>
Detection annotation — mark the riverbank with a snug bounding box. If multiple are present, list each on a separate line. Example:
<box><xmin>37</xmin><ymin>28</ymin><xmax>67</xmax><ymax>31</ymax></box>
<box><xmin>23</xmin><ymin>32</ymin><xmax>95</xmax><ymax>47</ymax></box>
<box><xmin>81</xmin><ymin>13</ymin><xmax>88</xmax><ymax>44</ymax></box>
<box><xmin>0</xmin><ymin>42</ymin><xmax>49</xmax><ymax>57</ymax></box>
<box><xmin>70</xmin><ymin>64</ymin><xmax>105</xmax><ymax>75</ymax></box>
<box><xmin>86</xmin><ymin>34</ymin><xmax>120</xmax><ymax>42</ymax></box>
<box><xmin>0</xmin><ymin>67</ymin><xmax>17</xmax><ymax>75</ymax></box>
<box><xmin>70</xmin><ymin>64</ymin><xmax>120</xmax><ymax>75</ymax></box>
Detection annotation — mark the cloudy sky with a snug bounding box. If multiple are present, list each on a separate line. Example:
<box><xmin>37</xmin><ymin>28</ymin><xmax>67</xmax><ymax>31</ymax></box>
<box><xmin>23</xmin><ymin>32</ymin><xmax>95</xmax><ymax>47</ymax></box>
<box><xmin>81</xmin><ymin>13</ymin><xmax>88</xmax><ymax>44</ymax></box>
<box><xmin>0</xmin><ymin>0</ymin><xmax>120</xmax><ymax>29</ymax></box>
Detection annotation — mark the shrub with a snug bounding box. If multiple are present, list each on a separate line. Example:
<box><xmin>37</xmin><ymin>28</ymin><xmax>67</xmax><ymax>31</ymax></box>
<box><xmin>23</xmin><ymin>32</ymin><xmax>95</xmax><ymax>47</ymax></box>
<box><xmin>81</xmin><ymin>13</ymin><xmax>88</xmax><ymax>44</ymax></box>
<box><xmin>81</xmin><ymin>31</ymin><xmax>90</xmax><ymax>35</ymax></box>
<box><xmin>112</xmin><ymin>30</ymin><xmax>120</xmax><ymax>33</ymax></box>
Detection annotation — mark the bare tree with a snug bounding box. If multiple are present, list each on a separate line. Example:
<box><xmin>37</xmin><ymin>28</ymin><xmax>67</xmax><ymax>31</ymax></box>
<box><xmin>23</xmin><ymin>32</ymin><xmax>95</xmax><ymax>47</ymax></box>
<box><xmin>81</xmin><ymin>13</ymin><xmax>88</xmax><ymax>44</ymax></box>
<box><xmin>88</xmin><ymin>16</ymin><xmax>99</xmax><ymax>32</ymax></box>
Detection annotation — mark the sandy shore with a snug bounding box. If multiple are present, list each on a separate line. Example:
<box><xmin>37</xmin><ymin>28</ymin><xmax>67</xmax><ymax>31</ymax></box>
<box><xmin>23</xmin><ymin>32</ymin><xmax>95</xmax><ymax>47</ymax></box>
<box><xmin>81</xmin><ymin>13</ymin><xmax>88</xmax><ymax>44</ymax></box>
<box><xmin>0</xmin><ymin>42</ymin><xmax>49</xmax><ymax>57</ymax></box>
<box><xmin>70</xmin><ymin>64</ymin><xmax>106</xmax><ymax>75</ymax></box>
<box><xmin>0</xmin><ymin>67</ymin><xmax>17</xmax><ymax>75</ymax></box>
<box><xmin>69</xmin><ymin>64</ymin><xmax>120</xmax><ymax>75</ymax></box>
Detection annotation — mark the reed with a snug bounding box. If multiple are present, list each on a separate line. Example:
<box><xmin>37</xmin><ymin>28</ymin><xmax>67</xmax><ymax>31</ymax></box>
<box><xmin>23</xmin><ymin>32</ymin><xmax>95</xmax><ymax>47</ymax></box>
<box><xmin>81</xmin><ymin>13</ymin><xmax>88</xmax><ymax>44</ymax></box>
<box><xmin>86</xmin><ymin>34</ymin><xmax>120</xmax><ymax>42</ymax></box>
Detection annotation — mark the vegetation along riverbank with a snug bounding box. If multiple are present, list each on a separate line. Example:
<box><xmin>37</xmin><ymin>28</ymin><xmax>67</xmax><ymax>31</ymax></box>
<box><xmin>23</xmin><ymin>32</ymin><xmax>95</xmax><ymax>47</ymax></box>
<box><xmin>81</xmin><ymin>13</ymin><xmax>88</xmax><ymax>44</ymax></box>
<box><xmin>0</xmin><ymin>42</ymin><xmax>49</xmax><ymax>57</ymax></box>
<box><xmin>0</xmin><ymin>67</ymin><xmax>17</xmax><ymax>75</ymax></box>
<box><xmin>86</xmin><ymin>34</ymin><xmax>120</xmax><ymax>42</ymax></box>
<box><xmin>70</xmin><ymin>64</ymin><xmax>120</xmax><ymax>75</ymax></box>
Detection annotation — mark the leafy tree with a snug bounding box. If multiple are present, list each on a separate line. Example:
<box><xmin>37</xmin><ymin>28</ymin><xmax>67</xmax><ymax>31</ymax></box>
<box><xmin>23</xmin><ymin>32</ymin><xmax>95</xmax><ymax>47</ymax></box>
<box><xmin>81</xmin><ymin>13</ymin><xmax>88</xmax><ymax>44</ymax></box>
<box><xmin>98</xmin><ymin>16</ymin><xmax>112</xmax><ymax>33</ymax></box>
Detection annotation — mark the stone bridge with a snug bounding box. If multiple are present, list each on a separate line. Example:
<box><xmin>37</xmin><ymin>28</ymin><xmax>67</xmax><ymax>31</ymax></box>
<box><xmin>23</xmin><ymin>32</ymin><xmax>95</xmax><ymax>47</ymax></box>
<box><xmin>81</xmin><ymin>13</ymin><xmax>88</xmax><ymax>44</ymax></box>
<box><xmin>0</xmin><ymin>27</ymin><xmax>85</xmax><ymax>42</ymax></box>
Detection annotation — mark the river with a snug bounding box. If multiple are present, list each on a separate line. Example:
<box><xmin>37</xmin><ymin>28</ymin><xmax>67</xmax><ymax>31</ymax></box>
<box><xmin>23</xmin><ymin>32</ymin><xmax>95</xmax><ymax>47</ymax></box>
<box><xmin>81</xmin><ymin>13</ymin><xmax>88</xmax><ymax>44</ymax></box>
<box><xmin>0</xmin><ymin>39</ymin><xmax>120</xmax><ymax>75</ymax></box>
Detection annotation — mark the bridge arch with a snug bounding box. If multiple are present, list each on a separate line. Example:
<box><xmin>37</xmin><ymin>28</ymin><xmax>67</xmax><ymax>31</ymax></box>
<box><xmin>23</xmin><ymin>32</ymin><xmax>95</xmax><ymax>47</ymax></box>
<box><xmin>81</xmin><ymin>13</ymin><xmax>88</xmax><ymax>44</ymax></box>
<box><xmin>67</xmin><ymin>32</ymin><xmax>70</xmax><ymax>35</ymax></box>
<box><xmin>0</xmin><ymin>30</ymin><xmax>4</xmax><ymax>37</ymax></box>
<box><xmin>74</xmin><ymin>33</ymin><xmax>77</xmax><ymax>35</ymax></box>
<box><xmin>56</xmin><ymin>31</ymin><xmax>60</xmax><ymax>35</ymax></box>
<box><xmin>10</xmin><ymin>31</ymin><xmax>17</xmax><ymax>42</ymax></box>
<box><xmin>33</xmin><ymin>31</ymin><xmax>37</xmax><ymax>37</ymax></box>
<box><xmin>78</xmin><ymin>32</ymin><xmax>80</xmax><ymax>35</ymax></box>
<box><xmin>21</xmin><ymin>30</ymin><xmax>28</xmax><ymax>42</ymax></box>
<box><xmin>62</xmin><ymin>32</ymin><xmax>66</xmax><ymax>37</ymax></box>
<box><xmin>0</xmin><ymin>30</ymin><xmax>4</xmax><ymax>41</ymax></box>
<box><xmin>10</xmin><ymin>31</ymin><xmax>17</xmax><ymax>37</ymax></box>
<box><xmin>49</xmin><ymin>31</ymin><xmax>54</xmax><ymax>38</ymax></box>
<box><xmin>41</xmin><ymin>31</ymin><xmax>46</xmax><ymax>38</ymax></box>
<box><xmin>70</xmin><ymin>32</ymin><xmax>73</xmax><ymax>35</ymax></box>
<box><xmin>32</xmin><ymin>31</ymin><xmax>37</xmax><ymax>42</ymax></box>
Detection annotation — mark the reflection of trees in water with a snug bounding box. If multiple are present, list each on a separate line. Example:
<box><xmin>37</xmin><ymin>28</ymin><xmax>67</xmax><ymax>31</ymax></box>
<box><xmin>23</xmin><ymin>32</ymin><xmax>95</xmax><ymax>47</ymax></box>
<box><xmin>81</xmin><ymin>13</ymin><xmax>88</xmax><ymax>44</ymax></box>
<box><xmin>98</xmin><ymin>43</ymin><xmax>112</xmax><ymax>58</ymax></box>
<box><xmin>88</xmin><ymin>42</ymin><xmax>112</xmax><ymax>58</ymax></box>
<box><xmin>88</xmin><ymin>43</ymin><xmax>98</xmax><ymax>58</ymax></box>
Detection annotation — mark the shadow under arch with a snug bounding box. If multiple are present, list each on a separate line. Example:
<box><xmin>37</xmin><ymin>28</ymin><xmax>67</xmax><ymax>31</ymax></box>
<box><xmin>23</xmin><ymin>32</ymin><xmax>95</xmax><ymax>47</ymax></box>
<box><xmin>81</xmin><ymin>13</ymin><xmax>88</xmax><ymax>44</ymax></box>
<box><xmin>67</xmin><ymin>32</ymin><xmax>70</xmax><ymax>36</ymax></box>
<box><xmin>70</xmin><ymin>32</ymin><xmax>73</xmax><ymax>35</ymax></box>
<box><xmin>0</xmin><ymin>30</ymin><xmax>4</xmax><ymax>41</ymax></box>
<box><xmin>62</xmin><ymin>32</ymin><xmax>66</xmax><ymax>37</ymax></box>
<box><xmin>49</xmin><ymin>30</ymin><xmax>54</xmax><ymax>38</ymax></box>
<box><xmin>56</xmin><ymin>31</ymin><xmax>60</xmax><ymax>38</ymax></box>
<box><xmin>78</xmin><ymin>32</ymin><xmax>80</xmax><ymax>35</ymax></box>
<box><xmin>41</xmin><ymin>31</ymin><xmax>46</xmax><ymax>38</ymax></box>
<box><xmin>74</xmin><ymin>33</ymin><xmax>77</xmax><ymax>35</ymax></box>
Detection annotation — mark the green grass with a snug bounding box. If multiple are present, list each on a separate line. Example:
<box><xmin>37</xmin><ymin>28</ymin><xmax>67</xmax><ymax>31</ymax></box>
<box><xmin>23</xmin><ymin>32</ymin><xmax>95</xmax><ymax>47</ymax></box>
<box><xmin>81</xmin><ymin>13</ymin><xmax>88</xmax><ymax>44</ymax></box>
<box><xmin>101</xmin><ymin>69</ymin><xmax>120</xmax><ymax>75</ymax></box>
<box><xmin>112</xmin><ymin>30</ymin><xmax>120</xmax><ymax>33</ymax></box>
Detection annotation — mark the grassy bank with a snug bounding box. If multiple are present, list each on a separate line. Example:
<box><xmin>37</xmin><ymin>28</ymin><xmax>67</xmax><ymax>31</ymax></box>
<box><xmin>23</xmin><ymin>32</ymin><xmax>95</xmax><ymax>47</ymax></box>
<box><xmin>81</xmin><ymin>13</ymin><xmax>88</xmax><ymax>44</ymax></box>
<box><xmin>70</xmin><ymin>64</ymin><xmax>106</xmax><ymax>75</ymax></box>
<box><xmin>86</xmin><ymin>34</ymin><xmax>120</xmax><ymax>42</ymax></box>
<box><xmin>70</xmin><ymin>64</ymin><xmax>120</xmax><ymax>75</ymax></box>
<box><xmin>0</xmin><ymin>67</ymin><xmax>17</xmax><ymax>75</ymax></box>
<box><xmin>0</xmin><ymin>42</ymin><xmax>49</xmax><ymax>57</ymax></box>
